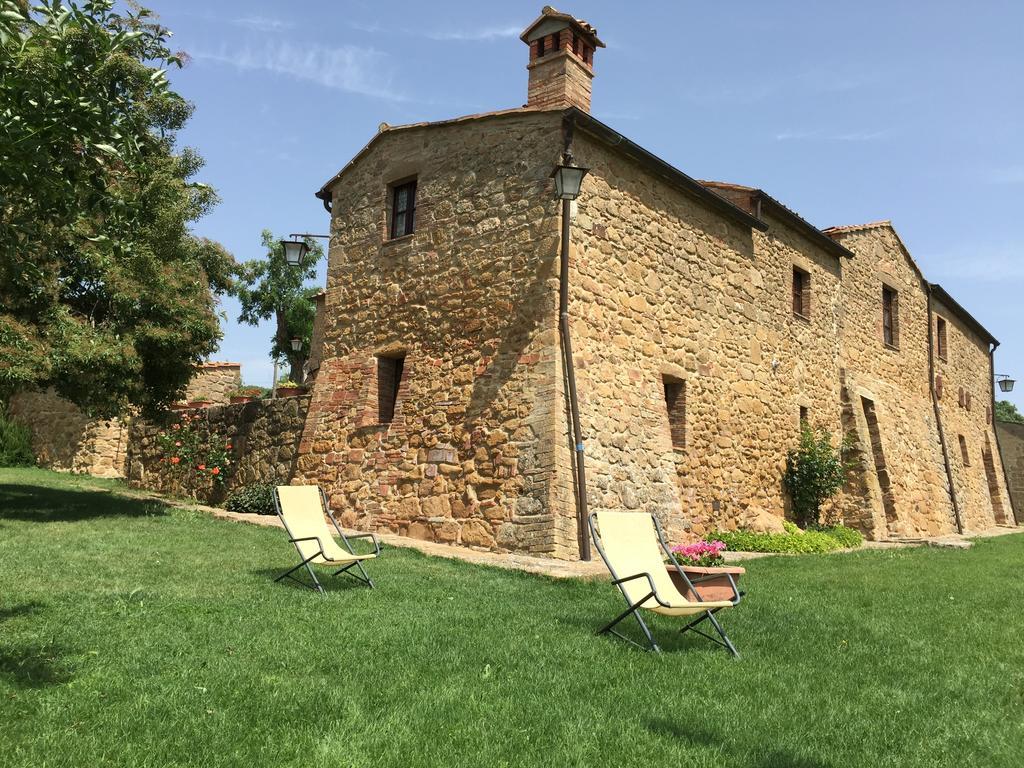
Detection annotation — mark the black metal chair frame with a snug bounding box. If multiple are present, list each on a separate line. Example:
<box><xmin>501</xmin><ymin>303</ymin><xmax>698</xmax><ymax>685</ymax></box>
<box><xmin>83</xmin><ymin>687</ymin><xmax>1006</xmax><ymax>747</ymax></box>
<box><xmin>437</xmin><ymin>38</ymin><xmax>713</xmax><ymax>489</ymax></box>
<box><xmin>589</xmin><ymin>511</ymin><xmax>742</xmax><ymax>657</ymax></box>
<box><xmin>272</xmin><ymin>486</ymin><xmax>381</xmax><ymax>595</ymax></box>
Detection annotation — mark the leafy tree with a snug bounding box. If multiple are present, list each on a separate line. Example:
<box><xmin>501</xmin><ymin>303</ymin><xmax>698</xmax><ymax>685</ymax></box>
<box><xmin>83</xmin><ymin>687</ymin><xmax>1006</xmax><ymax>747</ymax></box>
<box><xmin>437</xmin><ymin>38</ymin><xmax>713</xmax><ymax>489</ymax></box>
<box><xmin>995</xmin><ymin>400</ymin><xmax>1024</xmax><ymax>424</ymax></box>
<box><xmin>1</xmin><ymin>1</ymin><xmax>234</xmax><ymax>418</ymax></box>
<box><xmin>235</xmin><ymin>231</ymin><xmax>323</xmax><ymax>385</ymax></box>
<box><xmin>783</xmin><ymin>424</ymin><xmax>855</xmax><ymax>529</ymax></box>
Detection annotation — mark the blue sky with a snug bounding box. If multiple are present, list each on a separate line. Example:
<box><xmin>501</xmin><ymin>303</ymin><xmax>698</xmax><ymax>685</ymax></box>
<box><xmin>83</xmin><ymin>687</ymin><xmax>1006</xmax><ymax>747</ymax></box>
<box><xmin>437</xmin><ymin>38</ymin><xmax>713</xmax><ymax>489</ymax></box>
<box><xmin>154</xmin><ymin>1</ymin><xmax>1024</xmax><ymax>406</ymax></box>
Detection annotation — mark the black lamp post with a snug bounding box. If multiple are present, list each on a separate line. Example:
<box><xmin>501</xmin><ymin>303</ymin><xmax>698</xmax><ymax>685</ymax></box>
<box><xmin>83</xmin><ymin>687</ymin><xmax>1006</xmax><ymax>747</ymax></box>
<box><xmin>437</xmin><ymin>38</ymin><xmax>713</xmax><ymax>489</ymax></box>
<box><xmin>553</xmin><ymin>155</ymin><xmax>591</xmax><ymax>560</ymax></box>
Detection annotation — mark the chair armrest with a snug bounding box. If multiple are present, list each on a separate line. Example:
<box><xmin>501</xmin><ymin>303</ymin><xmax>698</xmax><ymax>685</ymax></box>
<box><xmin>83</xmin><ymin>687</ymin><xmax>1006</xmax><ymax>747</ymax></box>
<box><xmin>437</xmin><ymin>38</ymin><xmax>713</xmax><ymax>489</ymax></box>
<box><xmin>611</xmin><ymin>572</ymin><xmax>670</xmax><ymax>608</ymax></box>
<box><xmin>288</xmin><ymin>535</ymin><xmax>327</xmax><ymax>556</ymax></box>
<box><xmin>343</xmin><ymin>531</ymin><xmax>381</xmax><ymax>556</ymax></box>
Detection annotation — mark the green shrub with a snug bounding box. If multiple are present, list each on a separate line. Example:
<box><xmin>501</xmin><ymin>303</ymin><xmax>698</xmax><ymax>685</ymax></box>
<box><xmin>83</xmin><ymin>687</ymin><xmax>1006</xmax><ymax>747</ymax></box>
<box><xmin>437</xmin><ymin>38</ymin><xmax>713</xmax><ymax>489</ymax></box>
<box><xmin>223</xmin><ymin>483</ymin><xmax>277</xmax><ymax>516</ymax></box>
<box><xmin>709</xmin><ymin>524</ymin><xmax>863</xmax><ymax>554</ymax></box>
<box><xmin>784</xmin><ymin>424</ymin><xmax>855</xmax><ymax>528</ymax></box>
<box><xmin>0</xmin><ymin>410</ymin><xmax>35</xmax><ymax>467</ymax></box>
<box><xmin>229</xmin><ymin>385</ymin><xmax>269</xmax><ymax>399</ymax></box>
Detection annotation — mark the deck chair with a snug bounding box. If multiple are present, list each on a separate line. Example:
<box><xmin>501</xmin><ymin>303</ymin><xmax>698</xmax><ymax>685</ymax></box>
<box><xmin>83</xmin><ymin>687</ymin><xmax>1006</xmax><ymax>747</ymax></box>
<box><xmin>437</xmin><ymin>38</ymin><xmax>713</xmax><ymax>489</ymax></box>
<box><xmin>589</xmin><ymin>511</ymin><xmax>741</xmax><ymax>656</ymax></box>
<box><xmin>273</xmin><ymin>485</ymin><xmax>380</xmax><ymax>594</ymax></box>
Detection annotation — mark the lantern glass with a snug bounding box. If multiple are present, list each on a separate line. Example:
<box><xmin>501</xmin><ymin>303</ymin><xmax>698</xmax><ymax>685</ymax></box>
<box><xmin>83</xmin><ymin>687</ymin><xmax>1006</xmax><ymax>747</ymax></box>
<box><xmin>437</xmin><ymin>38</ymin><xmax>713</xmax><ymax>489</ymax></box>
<box><xmin>998</xmin><ymin>378</ymin><xmax>1015</xmax><ymax>392</ymax></box>
<box><xmin>553</xmin><ymin>164</ymin><xmax>589</xmax><ymax>200</ymax></box>
<box><xmin>290</xmin><ymin>338</ymin><xmax>302</xmax><ymax>352</ymax></box>
<box><xmin>281</xmin><ymin>239</ymin><xmax>308</xmax><ymax>267</ymax></box>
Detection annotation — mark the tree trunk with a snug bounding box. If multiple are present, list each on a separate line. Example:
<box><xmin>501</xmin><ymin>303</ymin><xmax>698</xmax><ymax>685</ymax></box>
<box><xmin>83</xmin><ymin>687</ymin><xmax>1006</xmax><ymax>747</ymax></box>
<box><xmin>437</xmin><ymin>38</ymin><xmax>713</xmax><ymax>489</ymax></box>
<box><xmin>275</xmin><ymin>308</ymin><xmax>305</xmax><ymax>384</ymax></box>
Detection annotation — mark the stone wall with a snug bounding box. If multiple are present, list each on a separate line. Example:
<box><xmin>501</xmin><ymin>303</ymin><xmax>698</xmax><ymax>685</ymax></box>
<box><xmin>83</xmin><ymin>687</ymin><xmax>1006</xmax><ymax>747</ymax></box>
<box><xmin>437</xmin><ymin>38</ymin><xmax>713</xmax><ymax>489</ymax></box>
<box><xmin>7</xmin><ymin>389</ymin><xmax>128</xmax><ymax>478</ymax></box>
<box><xmin>185</xmin><ymin>362</ymin><xmax>242</xmax><ymax>404</ymax></box>
<box><xmin>995</xmin><ymin>421</ymin><xmax>1024</xmax><ymax>524</ymax></box>
<box><xmin>126</xmin><ymin>395</ymin><xmax>309</xmax><ymax>502</ymax></box>
<box><xmin>566</xmin><ymin>133</ymin><xmax>846</xmax><ymax>542</ymax></box>
<box><xmin>827</xmin><ymin>225</ymin><xmax>956</xmax><ymax>538</ymax></box>
<box><xmin>296</xmin><ymin>111</ymin><xmax>572</xmax><ymax>556</ymax></box>
<box><xmin>931</xmin><ymin>297</ymin><xmax>1013</xmax><ymax>529</ymax></box>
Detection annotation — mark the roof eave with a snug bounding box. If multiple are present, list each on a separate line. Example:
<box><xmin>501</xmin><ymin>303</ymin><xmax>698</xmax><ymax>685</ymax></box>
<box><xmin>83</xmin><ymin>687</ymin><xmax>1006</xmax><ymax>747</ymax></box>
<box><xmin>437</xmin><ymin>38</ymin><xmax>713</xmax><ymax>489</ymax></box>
<box><xmin>929</xmin><ymin>283</ymin><xmax>999</xmax><ymax>347</ymax></box>
<box><xmin>565</xmin><ymin>108</ymin><xmax>768</xmax><ymax>233</ymax></box>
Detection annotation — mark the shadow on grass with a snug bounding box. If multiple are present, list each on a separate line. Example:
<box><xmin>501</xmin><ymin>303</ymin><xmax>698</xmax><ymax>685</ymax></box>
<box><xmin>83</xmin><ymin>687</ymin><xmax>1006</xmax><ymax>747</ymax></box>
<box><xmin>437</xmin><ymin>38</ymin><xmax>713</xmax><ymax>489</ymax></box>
<box><xmin>563</xmin><ymin>609</ymin><xmax>744</xmax><ymax>657</ymax></box>
<box><xmin>646</xmin><ymin>718</ymin><xmax>832</xmax><ymax>768</ymax></box>
<box><xmin>0</xmin><ymin>484</ymin><xmax>170</xmax><ymax>523</ymax></box>
<box><xmin>0</xmin><ymin>602</ymin><xmax>73</xmax><ymax>689</ymax></box>
<box><xmin>252</xmin><ymin>567</ymin><xmax>376</xmax><ymax>595</ymax></box>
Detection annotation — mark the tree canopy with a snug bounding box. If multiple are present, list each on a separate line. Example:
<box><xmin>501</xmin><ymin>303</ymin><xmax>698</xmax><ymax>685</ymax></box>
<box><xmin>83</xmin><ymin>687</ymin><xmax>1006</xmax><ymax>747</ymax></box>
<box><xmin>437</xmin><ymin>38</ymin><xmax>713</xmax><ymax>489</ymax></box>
<box><xmin>1</xmin><ymin>1</ymin><xmax>235</xmax><ymax>418</ymax></box>
<box><xmin>235</xmin><ymin>231</ymin><xmax>324</xmax><ymax>385</ymax></box>
<box><xmin>995</xmin><ymin>400</ymin><xmax>1024</xmax><ymax>425</ymax></box>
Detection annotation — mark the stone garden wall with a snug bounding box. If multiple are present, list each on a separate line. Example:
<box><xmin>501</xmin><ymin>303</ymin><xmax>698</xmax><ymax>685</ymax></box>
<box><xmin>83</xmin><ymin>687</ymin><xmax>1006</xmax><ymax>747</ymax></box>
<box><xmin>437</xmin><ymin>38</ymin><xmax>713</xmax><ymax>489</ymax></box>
<box><xmin>7</xmin><ymin>388</ymin><xmax>128</xmax><ymax>478</ymax></box>
<box><xmin>184</xmin><ymin>362</ymin><xmax>242</xmax><ymax>404</ymax></box>
<box><xmin>126</xmin><ymin>395</ymin><xmax>309</xmax><ymax>502</ymax></box>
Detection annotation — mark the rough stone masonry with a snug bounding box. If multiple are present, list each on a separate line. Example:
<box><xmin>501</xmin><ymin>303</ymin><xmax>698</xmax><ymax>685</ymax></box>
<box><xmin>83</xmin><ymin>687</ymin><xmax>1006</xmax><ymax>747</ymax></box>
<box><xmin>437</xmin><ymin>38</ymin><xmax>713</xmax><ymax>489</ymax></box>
<box><xmin>293</xmin><ymin>6</ymin><xmax>1015</xmax><ymax>559</ymax></box>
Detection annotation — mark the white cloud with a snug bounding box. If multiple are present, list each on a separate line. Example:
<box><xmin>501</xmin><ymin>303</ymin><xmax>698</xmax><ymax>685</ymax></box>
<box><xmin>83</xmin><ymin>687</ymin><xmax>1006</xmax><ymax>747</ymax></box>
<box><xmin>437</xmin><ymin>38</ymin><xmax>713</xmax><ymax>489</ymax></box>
<box><xmin>774</xmin><ymin>128</ymin><xmax>890</xmax><ymax>142</ymax></box>
<box><xmin>347</xmin><ymin>20</ymin><xmax>519</xmax><ymax>42</ymax></box>
<box><xmin>193</xmin><ymin>40</ymin><xmax>408</xmax><ymax>102</ymax></box>
<box><xmin>233</xmin><ymin>16</ymin><xmax>295</xmax><ymax>33</ymax></box>
<box><xmin>422</xmin><ymin>25</ymin><xmax>520</xmax><ymax>41</ymax></box>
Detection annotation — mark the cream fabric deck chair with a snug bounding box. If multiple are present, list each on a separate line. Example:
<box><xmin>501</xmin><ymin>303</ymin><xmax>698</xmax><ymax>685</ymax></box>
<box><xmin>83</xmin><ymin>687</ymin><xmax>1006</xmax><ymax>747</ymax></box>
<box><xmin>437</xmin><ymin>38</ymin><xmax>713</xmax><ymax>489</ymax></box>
<box><xmin>273</xmin><ymin>486</ymin><xmax>380</xmax><ymax>594</ymax></box>
<box><xmin>589</xmin><ymin>511</ymin><xmax>742</xmax><ymax>656</ymax></box>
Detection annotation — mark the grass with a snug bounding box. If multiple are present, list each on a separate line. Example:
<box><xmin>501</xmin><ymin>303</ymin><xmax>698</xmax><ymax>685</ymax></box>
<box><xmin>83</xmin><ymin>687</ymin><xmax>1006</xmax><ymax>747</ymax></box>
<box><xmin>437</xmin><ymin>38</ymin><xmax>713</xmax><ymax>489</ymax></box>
<box><xmin>1</xmin><ymin>467</ymin><xmax>1023</xmax><ymax>767</ymax></box>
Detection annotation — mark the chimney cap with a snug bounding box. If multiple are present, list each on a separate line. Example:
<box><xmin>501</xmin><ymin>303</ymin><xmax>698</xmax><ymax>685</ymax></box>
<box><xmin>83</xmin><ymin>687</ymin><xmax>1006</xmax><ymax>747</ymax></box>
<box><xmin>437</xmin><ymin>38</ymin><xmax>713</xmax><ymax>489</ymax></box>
<box><xmin>519</xmin><ymin>6</ymin><xmax>605</xmax><ymax>47</ymax></box>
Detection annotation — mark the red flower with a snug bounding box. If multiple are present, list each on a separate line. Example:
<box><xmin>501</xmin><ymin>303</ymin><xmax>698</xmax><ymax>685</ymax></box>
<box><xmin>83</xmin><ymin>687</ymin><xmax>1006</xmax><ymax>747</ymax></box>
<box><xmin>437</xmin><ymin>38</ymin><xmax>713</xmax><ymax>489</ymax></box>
<box><xmin>172</xmin><ymin>423</ymin><xmax>181</xmax><ymax>430</ymax></box>
<box><xmin>170</xmin><ymin>456</ymin><xmax>181</xmax><ymax>465</ymax></box>
<box><xmin>210</xmin><ymin>467</ymin><xmax>220</xmax><ymax>475</ymax></box>
<box><xmin>198</xmin><ymin>464</ymin><xmax>206</xmax><ymax>471</ymax></box>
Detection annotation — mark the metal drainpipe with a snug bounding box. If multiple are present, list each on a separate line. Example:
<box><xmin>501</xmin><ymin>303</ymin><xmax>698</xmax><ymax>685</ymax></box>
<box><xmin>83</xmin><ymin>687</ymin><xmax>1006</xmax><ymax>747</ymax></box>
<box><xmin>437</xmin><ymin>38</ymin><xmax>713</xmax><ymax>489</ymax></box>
<box><xmin>989</xmin><ymin>341</ymin><xmax>1018</xmax><ymax>523</ymax></box>
<box><xmin>559</xmin><ymin>187</ymin><xmax>591</xmax><ymax>561</ymax></box>
<box><xmin>927</xmin><ymin>286</ymin><xmax>963</xmax><ymax>533</ymax></box>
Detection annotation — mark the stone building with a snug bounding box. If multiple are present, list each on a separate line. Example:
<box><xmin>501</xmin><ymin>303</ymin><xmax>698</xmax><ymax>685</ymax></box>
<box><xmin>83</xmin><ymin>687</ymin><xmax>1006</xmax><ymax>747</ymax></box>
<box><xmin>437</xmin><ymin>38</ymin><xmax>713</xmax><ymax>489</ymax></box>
<box><xmin>290</xmin><ymin>6</ymin><xmax>1014</xmax><ymax>558</ymax></box>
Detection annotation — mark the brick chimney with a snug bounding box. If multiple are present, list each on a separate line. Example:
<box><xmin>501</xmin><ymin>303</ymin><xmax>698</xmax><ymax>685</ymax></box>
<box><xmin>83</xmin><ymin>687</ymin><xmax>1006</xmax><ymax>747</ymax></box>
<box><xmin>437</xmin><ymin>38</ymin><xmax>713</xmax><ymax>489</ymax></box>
<box><xmin>521</xmin><ymin>6</ymin><xmax>604</xmax><ymax>113</ymax></box>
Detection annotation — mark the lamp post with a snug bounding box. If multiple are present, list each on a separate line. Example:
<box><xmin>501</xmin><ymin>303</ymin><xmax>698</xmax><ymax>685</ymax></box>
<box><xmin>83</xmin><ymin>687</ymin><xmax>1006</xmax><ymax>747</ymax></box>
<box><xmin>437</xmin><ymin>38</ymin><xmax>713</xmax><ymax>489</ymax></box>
<box><xmin>552</xmin><ymin>154</ymin><xmax>591</xmax><ymax>560</ymax></box>
<box><xmin>996</xmin><ymin>374</ymin><xmax>1015</xmax><ymax>393</ymax></box>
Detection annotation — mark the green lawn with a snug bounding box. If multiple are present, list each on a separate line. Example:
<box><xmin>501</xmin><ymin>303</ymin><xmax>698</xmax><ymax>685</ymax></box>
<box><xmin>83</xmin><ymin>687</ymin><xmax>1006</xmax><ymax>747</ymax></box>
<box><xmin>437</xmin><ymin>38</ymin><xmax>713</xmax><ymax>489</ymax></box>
<box><xmin>1</xmin><ymin>468</ymin><xmax>1023</xmax><ymax>767</ymax></box>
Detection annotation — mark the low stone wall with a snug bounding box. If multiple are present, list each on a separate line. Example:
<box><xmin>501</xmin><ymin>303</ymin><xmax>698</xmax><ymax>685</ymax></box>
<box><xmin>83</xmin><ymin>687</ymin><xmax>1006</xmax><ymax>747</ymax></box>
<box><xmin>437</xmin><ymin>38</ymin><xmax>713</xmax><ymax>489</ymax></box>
<box><xmin>995</xmin><ymin>421</ymin><xmax>1024</xmax><ymax>523</ymax></box>
<box><xmin>126</xmin><ymin>395</ymin><xmax>309</xmax><ymax>503</ymax></box>
<box><xmin>185</xmin><ymin>362</ymin><xmax>242</xmax><ymax>404</ymax></box>
<box><xmin>7</xmin><ymin>389</ymin><xmax>128</xmax><ymax>478</ymax></box>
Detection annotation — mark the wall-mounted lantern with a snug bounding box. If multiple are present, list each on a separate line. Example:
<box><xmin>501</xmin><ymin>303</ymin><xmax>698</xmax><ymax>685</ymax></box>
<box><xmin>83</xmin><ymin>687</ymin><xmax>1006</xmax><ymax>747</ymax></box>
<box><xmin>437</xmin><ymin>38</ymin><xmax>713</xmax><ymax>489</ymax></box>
<box><xmin>996</xmin><ymin>374</ymin><xmax>1015</xmax><ymax>393</ymax></box>
<box><xmin>280</xmin><ymin>238</ymin><xmax>308</xmax><ymax>267</ymax></box>
<box><xmin>290</xmin><ymin>337</ymin><xmax>303</xmax><ymax>352</ymax></box>
<box><xmin>551</xmin><ymin>161</ymin><xmax>589</xmax><ymax>201</ymax></box>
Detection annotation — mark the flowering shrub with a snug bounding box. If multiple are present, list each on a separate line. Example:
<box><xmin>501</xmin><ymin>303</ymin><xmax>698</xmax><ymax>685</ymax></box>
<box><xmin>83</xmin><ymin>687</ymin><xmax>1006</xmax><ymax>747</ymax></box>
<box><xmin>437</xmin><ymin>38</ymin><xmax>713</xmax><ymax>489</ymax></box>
<box><xmin>155</xmin><ymin>412</ymin><xmax>233</xmax><ymax>496</ymax></box>
<box><xmin>670</xmin><ymin>540</ymin><xmax>727</xmax><ymax>568</ymax></box>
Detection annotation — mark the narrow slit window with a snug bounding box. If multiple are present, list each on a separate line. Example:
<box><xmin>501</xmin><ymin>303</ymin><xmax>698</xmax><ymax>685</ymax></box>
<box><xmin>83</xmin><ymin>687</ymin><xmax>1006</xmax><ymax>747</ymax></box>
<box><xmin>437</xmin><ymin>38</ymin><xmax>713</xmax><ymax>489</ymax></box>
<box><xmin>663</xmin><ymin>377</ymin><xmax>686</xmax><ymax>450</ymax></box>
<box><xmin>936</xmin><ymin>317</ymin><xmax>948</xmax><ymax>361</ymax></box>
<box><xmin>378</xmin><ymin>354</ymin><xmax>405</xmax><ymax>424</ymax></box>
<box><xmin>389</xmin><ymin>179</ymin><xmax>417</xmax><ymax>239</ymax></box>
<box><xmin>799</xmin><ymin>406</ymin><xmax>809</xmax><ymax>427</ymax></box>
<box><xmin>792</xmin><ymin>266</ymin><xmax>810</xmax><ymax>318</ymax></box>
<box><xmin>958</xmin><ymin>434</ymin><xmax>970</xmax><ymax>466</ymax></box>
<box><xmin>882</xmin><ymin>286</ymin><xmax>899</xmax><ymax>347</ymax></box>
<box><xmin>536</xmin><ymin>36</ymin><xmax>546</xmax><ymax>57</ymax></box>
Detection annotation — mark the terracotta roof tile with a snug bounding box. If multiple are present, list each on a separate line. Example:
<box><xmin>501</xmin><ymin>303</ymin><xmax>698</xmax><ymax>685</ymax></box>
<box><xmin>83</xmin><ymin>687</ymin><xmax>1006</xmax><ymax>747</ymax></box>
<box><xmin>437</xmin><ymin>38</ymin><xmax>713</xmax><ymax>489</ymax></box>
<box><xmin>821</xmin><ymin>220</ymin><xmax>892</xmax><ymax>235</ymax></box>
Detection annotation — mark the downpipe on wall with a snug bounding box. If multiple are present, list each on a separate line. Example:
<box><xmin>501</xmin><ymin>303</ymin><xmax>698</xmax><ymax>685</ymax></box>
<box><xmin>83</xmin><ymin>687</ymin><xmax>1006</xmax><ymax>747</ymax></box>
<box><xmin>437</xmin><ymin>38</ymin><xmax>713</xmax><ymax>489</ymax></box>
<box><xmin>559</xmin><ymin>190</ymin><xmax>592</xmax><ymax>561</ymax></box>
